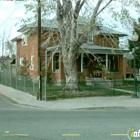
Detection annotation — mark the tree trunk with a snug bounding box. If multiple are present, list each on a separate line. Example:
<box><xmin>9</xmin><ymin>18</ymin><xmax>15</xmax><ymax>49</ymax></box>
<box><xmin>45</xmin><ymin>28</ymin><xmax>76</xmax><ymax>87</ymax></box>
<box><xmin>56</xmin><ymin>0</ymin><xmax>82</xmax><ymax>92</ymax></box>
<box><xmin>62</xmin><ymin>48</ymin><xmax>79</xmax><ymax>91</ymax></box>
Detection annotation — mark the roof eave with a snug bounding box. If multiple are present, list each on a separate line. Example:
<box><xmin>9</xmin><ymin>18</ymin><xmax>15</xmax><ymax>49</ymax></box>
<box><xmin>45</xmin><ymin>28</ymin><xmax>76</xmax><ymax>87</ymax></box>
<box><xmin>80</xmin><ymin>44</ymin><xmax>129</xmax><ymax>54</ymax></box>
<box><xmin>100</xmin><ymin>33</ymin><xmax>128</xmax><ymax>37</ymax></box>
<box><xmin>11</xmin><ymin>36</ymin><xmax>22</xmax><ymax>42</ymax></box>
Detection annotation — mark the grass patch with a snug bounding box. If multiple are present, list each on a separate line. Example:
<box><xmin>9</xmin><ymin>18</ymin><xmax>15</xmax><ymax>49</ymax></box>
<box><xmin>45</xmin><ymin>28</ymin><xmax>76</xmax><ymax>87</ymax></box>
<box><xmin>115</xmin><ymin>85</ymin><xmax>140</xmax><ymax>92</ymax></box>
<box><xmin>0</xmin><ymin>77</ymin><xmax>132</xmax><ymax>100</ymax></box>
<box><xmin>45</xmin><ymin>87</ymin><xmax>130</xmax><ymax>100</ymax></box>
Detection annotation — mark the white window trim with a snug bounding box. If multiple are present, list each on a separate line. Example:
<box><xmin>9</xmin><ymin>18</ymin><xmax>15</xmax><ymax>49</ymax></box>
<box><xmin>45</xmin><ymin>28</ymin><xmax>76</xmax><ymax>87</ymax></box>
<box><xmin>21</xmin><ymin>34</ymin><xmax>27</xmax><ymax>46</ymax></box>
<box><xmin>29</xmin><ymin>55</ymin><xmax>34</xmax><ymax>71</ymax></box>
<box><xmin>81</xmin><ymin>53</ymin><xmax>83</xmax><ymax>72</ymax></box>
<box><xmin>19</xmin><ymin>57</ymin><xmax>24</xmax><ymax>66</ymax></box>
<box><xmin>29</xmin><ymin>64</ymin><xmax>34</xmax><ymax>71</ymax></box>
<box><xmin>106</xmin><ymin>54</ymin><xmax>108</xmax><ymax>69</ymax></box>
<box><xmin>31</xmin><ymin>55</ymin><xmax>34</xmax><ymax>65</ymax></box>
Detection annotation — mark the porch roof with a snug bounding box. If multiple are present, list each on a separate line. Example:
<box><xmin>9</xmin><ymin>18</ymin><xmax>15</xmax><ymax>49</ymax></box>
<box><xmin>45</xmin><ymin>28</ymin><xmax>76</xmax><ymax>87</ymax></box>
<box><xmin>46</xmin><ymin>43</ymin><xmax>129</xmax><ymax>55</ymax></box>
<box><xmin>80</xmin><ymin>44</ymin><xmax>129</xmax><ymax>54</ymax></box>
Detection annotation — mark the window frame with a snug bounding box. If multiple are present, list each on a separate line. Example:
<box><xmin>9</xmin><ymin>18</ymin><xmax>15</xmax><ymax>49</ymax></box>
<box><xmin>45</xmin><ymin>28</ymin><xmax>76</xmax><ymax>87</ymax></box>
<box><xmin>19</xmin><ymin>57</ymin><xmax>24</xmax><ymax>66</ymax></box>
<box><xmin>52</xmin><ymin>53</ymin><xmax>59</xmax><ymax>73</ymax></box>
<box><xmin>29</xmin><ymin>55</ymin><xmax>34</xmax><ymax>71</ymax></box>
<box><xmin>21</xmin><ymin>34</ymin><xmax>27</xmax><ymax>46</ymax></box>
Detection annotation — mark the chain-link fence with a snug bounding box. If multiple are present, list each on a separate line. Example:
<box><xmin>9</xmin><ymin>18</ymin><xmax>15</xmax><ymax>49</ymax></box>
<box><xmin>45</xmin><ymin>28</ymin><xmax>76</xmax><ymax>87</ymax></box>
<box><xmin>0</xmin><ymin>69</ymin><xmax>139</xmax><ymax>100</ymax></box>
<box><xmin>45</xmin><ymin>79</ymin><xmax>136</xmax><ymax>100</ymax></box>
<box><xmin>0</xmin><ymin>69</ymin><xmax>39</xmax><ymax>96</ymax></box>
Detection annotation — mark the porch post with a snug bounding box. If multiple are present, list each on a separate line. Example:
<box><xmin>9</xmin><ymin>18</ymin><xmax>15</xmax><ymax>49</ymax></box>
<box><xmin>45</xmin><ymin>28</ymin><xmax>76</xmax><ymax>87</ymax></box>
<box><xmin>81</xmin><ymin>53</ymin><xmax>83</xmax><ymax>72</ymax></box>
<box><xmin>45</xmin><ymin>50</ymin><xmax>48</xmax><ymax>79</ymax></box>
<box><xmin>106</xmin><ymin>54</ymin><xmax>108</xmax><ymax>69</ymax></box>
<box><xmin>52</xmin><ymin>52</ymin><xmax>54</xmax><ymax>71</ymax></box>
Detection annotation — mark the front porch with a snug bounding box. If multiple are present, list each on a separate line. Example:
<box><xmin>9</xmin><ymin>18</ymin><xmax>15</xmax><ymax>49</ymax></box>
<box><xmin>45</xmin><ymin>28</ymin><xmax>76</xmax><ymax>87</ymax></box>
<box><xmin>45</xmin><ymin>44</ymin><xmax>129</xmax><ymax>81</ymax></box>
<box><xmin>85</xmin><ymin>77</ymin><xmax>123</xmax><ymax>87</ymax></box>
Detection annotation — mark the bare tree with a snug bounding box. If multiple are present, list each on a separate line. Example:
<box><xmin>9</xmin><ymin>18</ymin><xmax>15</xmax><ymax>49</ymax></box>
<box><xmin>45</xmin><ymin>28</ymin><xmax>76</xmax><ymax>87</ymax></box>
<box><xmin>21</xmin><ymin>0</ymin><xmax>139</xmax><ymax>91</ymax></box>
<box><xmin>55</xmin><ymin>0</ymin><xmax>116</xmax><ymax>91</ymax></box>
<box><xmin>0</xmin><ymin>28</ymin><xmax>16</xmax><ymax>69</ymax></box>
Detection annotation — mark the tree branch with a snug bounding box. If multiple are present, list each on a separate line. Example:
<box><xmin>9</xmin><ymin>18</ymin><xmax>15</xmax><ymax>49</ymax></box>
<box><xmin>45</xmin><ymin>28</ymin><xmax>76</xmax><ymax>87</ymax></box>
<box><xmin>56</xmin><ymin>0</ymin><xmax>63</xmax><ymax>21</ymax></box>
<box><xmin>56</xmin><ymin>0</ymin><xmax>65</xmax><ymax>44</ymax></box>
<box><xmin>78</xmin><ymin>0</ymin><xmax>86</xmax><ymax>14</ymax></box>
<box><xmin>78</xmin><ymin>0</ymin><xmax>113</xmax><ymax>45</ymax></box>
<box><xmin>74</xmin><ymin>0</ymin><xmax>86</xmax><ymax>18</ymax></box>
<box><xmin>64</xmin><ymin>0</ymin><xmax>72</xmax><ymax>15</ymax></box>
<box><xmin>90</xmin><ymin>0</ymin><xmax>103</xmax><ymax>26</ymax></box>
<box><xmin>74</xmin><ymin>0</ymin><xmax>81</xmax><ymax>17</ymax></box>
<box><xmin>97</xmin><ymin>0</ymin><xmax>113</xmax><ymax>16</ymax></box>
<box><xmin>75</xmin><ymin>0</ymin><xmax>81</xmax><ymax>10</ymax></box>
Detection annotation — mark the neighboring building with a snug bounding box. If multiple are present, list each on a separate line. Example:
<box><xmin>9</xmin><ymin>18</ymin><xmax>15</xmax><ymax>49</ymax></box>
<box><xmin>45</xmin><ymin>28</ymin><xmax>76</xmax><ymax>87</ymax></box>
<box><xmin>0</xmin><ymin>56</ymin><xmax>17</xmax><ymax>79</ymax></box>
<box><xmin>12</xmin><ymin>17</ymin><xmax>131</xmax><ymax>81</ymax></box>
<box><xmin>0</xmin><ymin>56</ymin><xmax>11</xmax><ymax>69</ymax></box>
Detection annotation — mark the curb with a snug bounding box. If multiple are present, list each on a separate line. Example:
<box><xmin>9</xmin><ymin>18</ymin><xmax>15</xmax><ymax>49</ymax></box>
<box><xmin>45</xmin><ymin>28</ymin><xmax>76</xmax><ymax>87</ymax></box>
<box><xmin>0</xmin><ymin>92</ymin><xmax>43</xmax><ymax>109</ymax></box>
<box><xmin>1</xmin><ymin>92</ymin><xmax>20</xmax><ymax>104</ymax></box>
<box><xmin>1</xmin><ymin>92</ymin><xmax>140</xmax><ymax>111</ymax></box>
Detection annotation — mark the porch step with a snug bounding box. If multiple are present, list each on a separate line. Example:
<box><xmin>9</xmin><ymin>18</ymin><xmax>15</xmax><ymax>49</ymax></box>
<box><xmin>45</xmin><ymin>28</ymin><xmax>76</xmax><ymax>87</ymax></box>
<box><xmin>86</xmin><ymin>79</ymin><xmax>113</xmax><ymax>88</ymax></box>
<box><xmin>94</xmin><ymin>81</ymin><xmax>112</xmax><ymax>88</ymax></box>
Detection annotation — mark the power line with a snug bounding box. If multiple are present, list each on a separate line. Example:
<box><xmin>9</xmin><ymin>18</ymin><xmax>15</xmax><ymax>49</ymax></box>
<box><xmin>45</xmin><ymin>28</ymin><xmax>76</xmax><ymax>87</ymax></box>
<box><xmin>0</xmin><ymin>1</ymin><xmax>24</xmax><ymax>29</ymax></box>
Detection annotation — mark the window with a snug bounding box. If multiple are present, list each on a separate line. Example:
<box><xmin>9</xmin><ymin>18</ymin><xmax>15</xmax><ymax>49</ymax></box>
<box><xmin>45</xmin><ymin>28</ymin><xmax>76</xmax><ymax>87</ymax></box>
<box><xmin>29</xmin><ymin>55</ymin><xmax>34</xmax><ymax>71</ymax></box>
<box><xmin>21</xmin><ymin>34</ymin><xmax>27</xmax><ymax>46</ymax></box>
<box><xmin>87</xmin><ymin>32</ymin><xmax>94</xmax><ymax>44</ymax></box>
<box><xmin>83</xmin><ymin>54</ymin><xmax>88</xmax><ymax>69</ymax></box>
<box><xmin>76</xmin><ymin>54</ymin><xmax>81</xmax><ymax>72</ymax></box>
<box><xmin>109</xmin><ymin>55</ymin><xmax>119</xmax><ymax>71</ymax></box>
<box><xmin>53</xmin><ymin>53</ymin><xmax>59</xmax><ymax>72</ymax></box>
<box><xmin>19</xmin><ymin>57</ymin><xmax>24</xmax><ymax>66</ymax></box>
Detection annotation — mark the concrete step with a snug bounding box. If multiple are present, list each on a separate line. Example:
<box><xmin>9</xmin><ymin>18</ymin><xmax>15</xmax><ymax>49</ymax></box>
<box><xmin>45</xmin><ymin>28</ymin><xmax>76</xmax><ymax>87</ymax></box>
<box><xmin>85</xmin><ymin>79</ymin><xmax>114</xmax><ymax>87</ymax></box>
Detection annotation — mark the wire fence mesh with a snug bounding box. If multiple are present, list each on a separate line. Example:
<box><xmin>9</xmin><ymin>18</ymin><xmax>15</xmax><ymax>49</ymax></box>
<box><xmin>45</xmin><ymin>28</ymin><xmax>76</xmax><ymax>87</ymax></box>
<box><xmin>0</xmin><ymin>69</ymin><xmax>139</xmax><ymax>100</ymax></box>
<box><xmin>0</xmin><ymin>69</ymin><xmax>38</xmax><ymax>96</ymax></box>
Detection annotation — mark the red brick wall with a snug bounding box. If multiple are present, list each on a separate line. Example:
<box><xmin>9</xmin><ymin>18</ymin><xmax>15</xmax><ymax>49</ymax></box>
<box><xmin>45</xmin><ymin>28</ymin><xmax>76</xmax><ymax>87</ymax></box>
<box><xmin>16</xmin><ymin>30</ymin><xmax>127</xmax><ymax>80</ymax></box>
<box><xmin>94</xmin><ymin>35</ymin><xmax>119</xmax><ymax>48</ymax></box>
<box><xmin>28</xmin><ymin>34</ymin><xmax>38</xmax><ymax>77</ymax></box>
<box><xmin>17</xmin><ymin>34</ymin><xmax>38</xmax><ymax>78</ymax></box>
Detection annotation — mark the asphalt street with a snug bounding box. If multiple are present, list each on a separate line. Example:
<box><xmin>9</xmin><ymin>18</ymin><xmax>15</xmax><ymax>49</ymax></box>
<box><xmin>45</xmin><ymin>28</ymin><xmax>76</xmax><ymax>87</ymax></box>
<box><xmin>0</xmin><ymin>94</ymin><xmax>140</xmax><ymax>140</ymax></box>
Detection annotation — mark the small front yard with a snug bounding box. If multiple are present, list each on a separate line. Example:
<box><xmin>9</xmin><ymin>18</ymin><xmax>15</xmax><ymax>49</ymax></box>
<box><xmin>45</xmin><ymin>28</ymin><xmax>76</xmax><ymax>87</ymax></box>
<box><xmin>45</xmin><ymin>84</ymin><xmax>131</xmax><ymax>100</ymax></box>
<box><xmin>115</xmin><ymin>79</ymin><xmax>140</xmax><ymax>92</ymax></box>
<box><xmin>0</xmin><ymin>75</ymin><xmax>134</xmax><ymax>100</ymax></box>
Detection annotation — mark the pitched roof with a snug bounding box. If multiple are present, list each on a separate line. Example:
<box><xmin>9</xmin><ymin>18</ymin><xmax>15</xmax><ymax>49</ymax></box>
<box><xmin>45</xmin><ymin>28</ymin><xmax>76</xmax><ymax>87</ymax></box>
<box><xmin>99</xmin><ymin>26</ymin><xmax>127</xmax><ymax>37</ymax></box>
<box><xmin>11</xmin><ymin>34</ymin><xmax>22</xmax><ymax>42</ymax></box>
<box><xmin>17</xmin><ymin>17</ymin><xmax>127</xmax><ymax>35</ymax></box>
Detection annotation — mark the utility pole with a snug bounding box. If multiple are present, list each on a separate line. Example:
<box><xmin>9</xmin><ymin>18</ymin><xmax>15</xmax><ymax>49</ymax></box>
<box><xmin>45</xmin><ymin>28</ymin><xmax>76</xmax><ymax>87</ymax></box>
<box><xmin>38</xmin><ymin>0</ymin><xmax>42</xmax><ymax>100</ymax></box>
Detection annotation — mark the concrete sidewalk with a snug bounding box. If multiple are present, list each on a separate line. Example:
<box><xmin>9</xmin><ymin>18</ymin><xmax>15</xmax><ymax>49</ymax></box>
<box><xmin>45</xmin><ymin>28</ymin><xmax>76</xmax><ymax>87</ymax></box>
<box><xmin>0</xmin><ymin>84</ymin><xmax>140</xmax><ymax>110</ymax></box>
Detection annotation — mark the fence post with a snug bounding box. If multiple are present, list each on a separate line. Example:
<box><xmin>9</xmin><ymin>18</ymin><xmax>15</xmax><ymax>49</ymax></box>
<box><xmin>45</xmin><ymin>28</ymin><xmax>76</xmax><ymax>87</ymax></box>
<box><xmin>5</xmin><ymin>69</ymin><xmax>6</xmax><ymax>86</ymax></box>
<box><xmin>33</xmin><ymin>79</ymin><xmax>35</xmax><ymax>95</ymax></box>
<box><xmin>37</xmin><ymin>79</ymin><xmax>39</xmax><ymax>100</ymax></box>
<box><xmin>44</xmin><ymin>76</ymin><xmax>47</xmax><ymax>101</ymax></box>
<box><xmin>113</xmin><ymin>74</ymin><xmax>115</xmax><ymax>95</ymax></box>
<box><xmin>16</xmin><ymin>76</ymin><xmax>17</xmax><ymax>89</ymax></box>
<box><xmin>0</xmin><ymin>71</ymin><xmax>1</xmax><ymax>84</ymax></box>
<box><xmin>24</xmin><ymin>77</ymin><xmax>26</xmax><ymax>92</ymax></box>
<box><xmin>10</xmin><ymin>69</ymin><xmax>11</xmax><ymax>87</ymax></box>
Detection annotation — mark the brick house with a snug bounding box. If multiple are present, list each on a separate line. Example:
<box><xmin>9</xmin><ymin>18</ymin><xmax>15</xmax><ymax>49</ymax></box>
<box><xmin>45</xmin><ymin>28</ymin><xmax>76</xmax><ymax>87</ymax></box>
<box><xmin>12</xmin><ymin>18</ymin><xmax>131</xmax><ymax>81</ymax></box>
